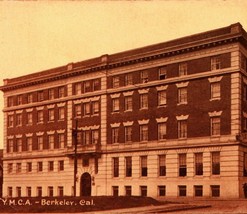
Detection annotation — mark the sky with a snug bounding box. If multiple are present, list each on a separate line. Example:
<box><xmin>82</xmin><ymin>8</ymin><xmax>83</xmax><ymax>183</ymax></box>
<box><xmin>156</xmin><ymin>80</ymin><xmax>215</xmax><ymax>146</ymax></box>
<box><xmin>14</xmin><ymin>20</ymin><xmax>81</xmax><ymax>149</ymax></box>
<box><xmin>0</xmin><ymin>0</ymin><xmax>247</xmax><ymax>149</ymax></box>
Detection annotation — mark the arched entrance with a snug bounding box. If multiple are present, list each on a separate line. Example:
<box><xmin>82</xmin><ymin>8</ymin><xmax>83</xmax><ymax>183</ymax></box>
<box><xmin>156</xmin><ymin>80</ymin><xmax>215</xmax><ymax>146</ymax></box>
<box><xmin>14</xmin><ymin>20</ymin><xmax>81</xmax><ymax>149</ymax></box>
<box><xmin>80</xmin><ymin>172</ymin><xmax>91</xmax><ymax>196</ymax></box>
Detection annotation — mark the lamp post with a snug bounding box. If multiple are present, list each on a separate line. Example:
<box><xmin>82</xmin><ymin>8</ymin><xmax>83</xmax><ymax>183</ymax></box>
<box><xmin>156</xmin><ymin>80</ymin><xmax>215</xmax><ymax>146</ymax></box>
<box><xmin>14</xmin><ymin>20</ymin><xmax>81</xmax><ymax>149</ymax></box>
<box><xmin>72</xmin><ymin>118</ymin><xmax>78</xmax><ymax>197</ymax></box>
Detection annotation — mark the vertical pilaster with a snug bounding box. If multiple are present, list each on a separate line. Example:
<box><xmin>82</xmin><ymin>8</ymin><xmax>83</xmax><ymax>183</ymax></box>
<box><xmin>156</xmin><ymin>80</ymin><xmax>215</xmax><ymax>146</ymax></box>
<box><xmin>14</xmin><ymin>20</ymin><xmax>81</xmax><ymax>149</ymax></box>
<box><xmin>67</xmin><ymin>83</ymin><xmax>73</xmax><ymax>147</ymax></box>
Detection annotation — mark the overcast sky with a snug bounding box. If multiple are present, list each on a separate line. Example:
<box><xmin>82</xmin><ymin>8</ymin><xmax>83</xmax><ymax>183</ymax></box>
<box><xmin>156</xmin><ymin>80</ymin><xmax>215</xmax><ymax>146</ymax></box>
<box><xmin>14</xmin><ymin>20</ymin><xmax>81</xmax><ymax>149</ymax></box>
<box><xmin>0</xmin><ymin>0</ymin><xmax>247</xmax><ymax>148</ymax></box>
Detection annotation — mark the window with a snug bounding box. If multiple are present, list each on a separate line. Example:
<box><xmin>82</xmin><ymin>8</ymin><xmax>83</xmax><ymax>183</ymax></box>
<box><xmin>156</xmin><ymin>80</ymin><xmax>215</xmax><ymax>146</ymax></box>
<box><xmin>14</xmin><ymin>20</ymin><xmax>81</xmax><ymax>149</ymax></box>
<box><xmin>48</xmin><ymin>186</ymin><xmax>53</xmax><ymax>197</ymax></box>
<box><xmin>16</xmin><ymin>114</ymin><xmax>22</xmax><ymax>126</ymax></box>
<box><xmin>211</xmin><ymin>117</ymin><xmax>220</xmax><ymax>136</ymax></box>
<box><xmin>194</xmin><ymin>185</ymin><xmax>203</xmax><ymax>197</ymax></box>
<box><xmin>48</xmin><ymin>89</ymin><xmax>55</xmax><ymax>100</ymax></box>
<box><xmin>244</xmin><ymin>152</ymin><xmax>247</xmax><ymax>176</ymax></box>
<box><xmin>8</xmin><ymin>163</ymin><xmax>13</xmax><ymax>173</ymax></box>
<box><xmin>83</xmin><ymin>159</ymin><xmax>89</xmax><ymax>167</ymax></box>
<box><xmin>178</xmin><ymin>87</ymin><xmax>187</xmax><ymax>104</ymax></box>
<box><xmin>179</xmin><ymin>154</ymin><xmax>187</xmax><ymax>177</ymax></box>
<box><xmin>83</xmin><ymin>130</ymin><xmax>90</xmax><ymax>145</ymax></box>
<box><xmin>37</xmin><ymin>162</ymin><xmax>43</xmax><ymax>172</ymax></box>
<box><xmin>8</xmin><ymin>187</ymin><xmax>13</xmax><ymax>197</ymax></box>
<box><xmin>38</xmin><ymin>136</ymin><xmax>43</xmax><ymax>150</ymax></box>
<box><xmin>37</xmin><ymin>91</ymin><xmax>44</xmax><ymax>102</ymax></box>
<box><xmin>212</xmin><ymin>152</ymin><xmax>220</xmax><ymax>175</ymax></box>
<box><xmin>17</xmin><ymin>95</ymin><xmax>22</xmax><ymax>105</ymax></box>
<box><xmin>75</xmin><ymin>83</ymin><xmax>81</xmax><ymax>95</ymax></box>
<box><xmin>195</xmin><ymin>153</ymin><xmax>203</xmax><ymax>176</ymax></box>
<box><xmin>48</xmin><ymin>161</ymin><xmax>54</xmax><ymax>171</ymax></box>
<box><xmin>112</xmin><ymin>98</ymin><xmax>120</xmax><ymax>112</ymax></box>
<box><xmin>178</xmin><ymin>120</ymin><xmax>187</xmax><ymax>139</ymax></box>
<box><xmin>58</xmin><ymin>133</ymin><xmax>65</xmax><ymax>148</ymax></box>
<box><xmin>178</xmin><ymin>185</ymin><xmax>186</xmax><ymax>197</ymax></box>
<box><xmin>211</xmin><ymin>82</ymin><xmax>220</xmax><ymax>99</ymax></box>
<box><xmin>27</xmin><ymin>187</ymin><xmax>32</xmax><ymax>197</ymax></box>
<box><xmin>48</xmin><ymin>109</ymin><xmax>55</xmax><ymax>122</ymax></box>
<box><xmin>92</xmin><ymin>101</ymin><xmax>99</xmax><ymax>115</ymax></box>
<box><xmin>16</xmin><ymin>187</ymin><xmax>21</xmax><ymax>197</ymax></box>
<box><xmin>27</xmin><ymin>162</ymin><xmax>32</xmax><ymax>172</ymax></box>
<box><xmin>158</xmin><ymin>186</ymin><xmax>166</xmax><ymax>196</ymax></box>
<box><xmin>58</xmin><ymin>86</ymin><xmax>65</xmax><ymax>98</ymax></box>
<box><xmin>58</xmin><ymin>107</ymin><xmax>65</xmax><ymax>120</ymax></box>
<box><xmin>92</xmin><ymin>130</ymin><xmax>99</xmax><ymax>144</ymax></box>
<box><xmin>140</xmin><ymin>186</ymin><xmax>147</xmax><ymax>196</ymax></box>
<box><xmin>112</xmin><ymin>128</ymin><xmax>119</xmax><ymax>144</ymax></box>
<box><xmin>74</xmin><ymin>104</ymin><xmax>81</xmax><ymax>117</ymax></box>
<box><xmin>124</xmin><ymin>96</ymin><xmax>132</xmax><ymax>111</ymax></box>
<box><xmin>84</xmin><ymin>102</ymin><xmax>91</xmax><ymax>116</ymax></box>
<box><xmin>140</xmin><ymin>94</ymin><xmax>148</xmax><ymax>109</ymax></box>
<box><xmin>48</xmin><ymin>135</ymin><xmax>54</xmax><ymax>149</ymax></box>
<box><xmin>140</xmin><ymin>70</ymin><xmax>148</xmax><ymax>83</ymax></box>
<box><xmin>112</xmin><ymin>76</ymin><xmax>120</xmax><ymax>88</ymax></box>
<box><xmin>27</xmin><ymin>137</ymin><xmax>32</xmax><ymax>151</ymax></box>
<box><xmin>112</xmin><ymin>186</ymin><xmax>119</xmax><ymax>196</ymax></box>
<box><xmin>17</xmin><ymin>138</ymin><xmax>22</xmax><ymax>152</ymax></box>
<box><xmin>8</xmin><ymin>139</ymin><xmax>13</xmax><ymax>153</ymax></box>
<box><xmin>140</xmin><ymin>156</ymin><xmax>148</xmax><ymax>177</ymax></box>
<box><xmin>179</xmin><ymin>63</ymin><xmax>187</xmax><ymax>76</ymax></box>
<box><xmin>125</xmin><ymin>186</ymin><xmax>132</xmax><ymax>196</ymax></box>
<box><xmin>125</xmin><ymin>73</ymin><xmax>133</xmax><ymax>86</ymax></box>
<box><xmin>27</xmin><ymin>93</ymin><xmax>33</xmax><ymax>104</ymax></box>
<box><xmin>159</xmin><ymin>155</ymin><xmax>166</xmax><ymax>176</ymax></box>
<box><xmin>241</xmin><ymin>53</ymin><xmax>247</xmax><ymax>71</ymax></box>
<box><xmin>125</xmin><ymin>126</ymin><xmax>132</xmax><ymax>143</ymax></box>
<box><xmin>140</xmin><ymin>125</ymin><xmax>148</xmax><ymax>142</ymax></box>
<box><xmin>158</xmin><ymin>90</ymin><xmax>166</xmax><ymax>106</ymax></box>
<box><xmin>158</xmin><ymin>123</ymin><xmax>166</xmax><ymax>140</ymax></box>
<box><xmin>27</xmin><ymin>112</ymin><xmax>32</xmax><ymax>125</ymax></box>
<box><xmin>37</xmin><ymin>187</ymin><xmax>42</xmax><ymax>197</ymax></box>
<box><xmin>8</xmin><ymin>115</ymin><xmax>14</xmax><ymax>127</ymax></box>
<box><xmin>113</xmin><ymin>157</ymin><xmax>119</xmax><ymax>177</ymax></box>
<box><xmin>93</xmin><ymin>79</ymin><xmax>100</xmax><ymax>91</ymax></box>
<box><xmin>8</xmin><ymin>97</ymin><xmax>14</xmax><ymax>107</ymax></box>
<box><xmin>125</xmin><ymin>157</ymin><xmax>132</xmax><ymax>177</ymax></box>
<box><xmin>159</xmin><ymin>67</ymin><xmax>167</xmax><ymax>80</ymax></box>
<box><xmin>58</xmin><ymin>186</ymin><xmax>64</xmax><ymax>197</ymax></box>
<box><xmin>37</xmin><ymin>111</ymin><xmax>44</xmax><ymax>123</ymax></box>
<box><xmin>211</xmin><ymin>56</ymin><xmax>221</xmax><ymax>70</ymax></box>
<box><xmin>59</xmin><ymin>160</ymin><xmax>64</xmax><ymax>171</ymax></box>
<box><xmin>211</xmin><ymin>185</ymin><xmax>220</xmax><ymax>197</ymax></box>
<box><xmin>84</xmin><ymin>81</ymin><xmax>91</xmax><ymax>93</ymax></box>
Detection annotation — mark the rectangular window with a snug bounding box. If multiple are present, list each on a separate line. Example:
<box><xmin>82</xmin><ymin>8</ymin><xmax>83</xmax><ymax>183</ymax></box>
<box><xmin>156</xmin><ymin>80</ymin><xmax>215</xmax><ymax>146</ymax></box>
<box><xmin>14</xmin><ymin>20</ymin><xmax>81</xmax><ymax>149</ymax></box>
<box><xmin>141</xmin><ymin>70</ymin><xmax>148</xmax><ymax>83</ymax></box>
<box><xmin>59</xmin><ymin>160</ymin><xmax>64</xmax><ymax>171</ymax></box>
<box><xmin>84</xmin><ymin>102</ymin><xmax>91</xmax><ymax>116</ymax></box>
<box><xmin>37</xmin><ymin>111</ymin><xmax>44</xmax><ymax>123</ymax></box>
<box><xmin>93</xmin><ymin>79</ymin><xmax>100</xmax><ymax>91</ymax></box>
<box><xmin>58</xmin><ymin>86</ymin><xmax>65</xmax><ymax>98</ymax></box>
<box><xmin>48</xmin><ymin>89</ymin><xmax>55</xmax><ymax>100</ymax></box>
<box><xmin>16</xmin><ymin>114</ymin><xmax>22</xmax><ymax>126</ymax></box>
<box><xmin>125</xmin><ymin>126</ymin><xmax>132</xmax><ymax>143</ymax></box>
<box><xmin>16</xmin><ymin>187</ymin><xmax>21</xmax><ymax>197</ymax></box>
<box><xmin>159</xmin><ymin>155</ymin><xmax>166</xmax><ymax>176</ymax></box>
<box><xmin>74</xmin><ymin>104</ymin><xmax>82</xmax><ymax>117</ymax></box>
<box><xmin>112</xmin><ymin>186</ymin><xmax>119</xmax><ymax>196</ymax></box>
<box><xmin>211</xmin><ymin>117</ymin><xmax>220</xmax><ymax>136</ymax></box>
<box><xmin>83</xmin><ymin>159</ymin><xmax>89</xmax><ymax>167</ymax></box>
<box><xmin>178</xmin><ymin>185</ymin><xmax>186</xmax><ymax>197</ymax></box>
<box><xmin>158</xmin><ymin>90</ymin><xmax>166</xmax><ymax>106</ymax></box>
<box><xmin>244</xmin><ymin>152</ymin><xmax>247</xmax><ymax>176</ymax></box>
<box><xmin>211</xmin><ymin>56</ymin><xmax>221</xmax><ymax>70</ymax></box>
<box><xmin>158</xmin><ymin>186</ymin><xmax>166</xmax><ymax>196</ymax></box>
<box><xmin>241</xmin><ymin>53</ymin><xmax>247</xmax><ymax>71</ymax></box>
<box><xmin>179</xmin><ymin>154</ymin><xmax>187</xmax><ymax>177</ymax></box>
<box><xmin>212</xmin><ymin>152</ymin><xmax>220</xmax><ymax>175</ymax></box>
<box><xmin>8</xmin><ymin>187</ymin><xmax>13</xmax><ymax>197</ymax></box>
<box><xmin>58</xmin><ymin>133</ymin><xmax>65</xmax><ymax>148</ymax></box>
<box><xmin>84</xmin><ymin>81</ymin><xmax>91</xmax><ymax>93</ymax></box>
<box><xmin>211</xmin><ymin>82</ymin><xmax>220</xmax><ymax>99</ymax></box>
<box><xmin>8</xmin><ymin>97</ymin><xmax>14</xmax><ymax>107</ymax></box>
<box><xmin>125</xmin><ymin>157</ymin><xmax>132</xmax><ymax>177</ymax></box>
<box><xmin>125</xmin><ymin>73</ymin><xmax>133</xmax><ymax>86</ymax></box>
<box><xmin>194</xmin><ymin>185</ymin><xmax>203</xmax><ymax>197</ymax></box>
<box><xmin>140</xmin><ymin>125</ymin><xmax>148</xmax><ymax>142</ymax></box>
<box><xmin>112</xmin><ymin>98</ymin><xmax>120</xmax><ymax>112</ymax></box>
<box><xmin>75</xmin><ymin>83</ymin><xmax>81</xmax><ymax>95</ymax></box>
<box><xmin>140</xmin><ymin>94</ymin><xmax>148</xmax><ymax>109</ymax></box>
<box><xmin>159</xmin><ymin>67</ymin><xmax>167</xmax><ymax>80</ymax></box>
<box><xmin>211</xmin><ymin>185</ymin><xmax>220</xmax><ymax>197</ymax></box>
<box><xmin>140</xmin><ymin>156</ymin><xmax>148</xmax><ymax>177</ymax></box>
<box><xmin>92</xmin><ymin>130</ymin><xmax>99</xmax><ymax>144</ymax></box>
<box><xmin>8</xmin><ymin>139</ymin><xmax>14</xmax><ymax>153</ymax></box>
<box><xmin>27</xmin><ymin>162</ymin><xmax>32</xmax><ymax>172</ymax></box>
<box><xmin>140</xmin><ymin>186</ymin><xmax>147</xmax><ymax>196</ymax></box>
<box><xmin>38</xmin><ymin>136</ymin><xmax>43</xmax><ymax>150</ymax></box>
<box><xmin>48</xmin><ymin>135</ymin><xmax>54</xmax><ymax>149</ymax></box>
<box><xmin>37</xmin><ymin>91</ymin><xmax>44</xmax><ymax>102</ymax></box>
<box><xmin>17</xmin><ymin>138</ymin><xmax>22</xmax><ymax>152</ymax></box>
<box><xmin>195</xmin><ymin>153</ymin><xmax>203</xmax><ymax>176</ymax></box>
<box><xmin>178</xmin><ymin>120</ymin><xmax>187</xmax><ymax>139</ymax></box>
<box><xmin>37</xmin><ymin>187</ymin><xmax>42</xmax><ymax>197</ymax></box>
<box><xmin>48</xmin><ymin>186</ymin><xmax>53</xmax><ymax>197</ymax></box>
<box><xmin>16</xmin><ymin>163</ymin><xmax>21</xmax><ymax>173</ymax></box>
<box><xmin>83</xmin><ymin>130</ymin><xmax>90</xmax><ymax>145</ymax></box>
<box><xmin>17</xmin><ymin>95</ymin><xmax>22</xmax><ymax>105</ymax></box>
<box><xmin>112</xmin><ymin>128</ymin><xmax>119</xmax><ymax>144</ymax></box>
<box><xmin>8</xmin><ymin>115</ymin><xmax>14</xmax><ymax>127</ymax></box>
<box><xmin>26</xmin><ymin>187</ymin><xmax>32</xmax><ymax>197</ymax></box>
<box><xmin>158</xmin><ymin>123</ymin><xmax>166</xmax><ymax>140</ymax></box>
<box><xmin>113</xmin><ymin>157</ymin><xmax>119</xmax><ymax>177</ymax></box>
<box><xmin>48</xmin><ymin>109</ymin><xmax>55</xmax><ymax>122</ymax></box>
<box><xmin>48</xmin><ymin>161</ymin><xmax>54</xmax><ymax>171</ymax></box>
<box><xmin>112</xmin><ymin>76</ymin><xmax>120</xmax><ymax>88</ymax></box>
<box><xmin>8</xmin><ymin>163</ymin><xmax>13</xmax><ymax>173</ymax></box>
<box><xmin>27</xmin><ymin>112</ymin><xmax>33</xmax><ymax>125</ymax></box>
<box><xmin>178</xmin><ymin>87</ymin><xmax>187</xmax><ymax>104</ymax></box>
<box><xmin>179</xmin><ymin>62</ymin><xmax>187</xmax><ymax>76</ymax></box>
<box><xmin>37</xmin><ymin>162</ymin><xmax>43</xmax><ymax>172</ymax></box>
<box><xmin>125</xmin><ymin>186</ymin><xmax>132</xmax><ymax>196</ymax></box>
<box><xmin>27</xmin><ymin>93</ymin><xmax>33</xmax><ymax>104</ymax></box>
<box><xmin>92</xmin><ymin>101</ymin><xmax>99</xmax><ymax>115</ymax></box>
<box><xmin>27</xmin><ymin>137</ymin><xmax>32</xmax><ymax>151</ymax></box>
<box><xmin>58</xmin><ymin>107</ymin><xmax>65</xmax><ymax>120</ymax></box>
<box><xmin>124</xmin><ymin>96</ymin><xmax>132</xmax><ymax>111</ymax></box>
<box><xmin>58</xmin><ymin>186</ymin><xmax>64</xmax><ymax>197</ymax></box>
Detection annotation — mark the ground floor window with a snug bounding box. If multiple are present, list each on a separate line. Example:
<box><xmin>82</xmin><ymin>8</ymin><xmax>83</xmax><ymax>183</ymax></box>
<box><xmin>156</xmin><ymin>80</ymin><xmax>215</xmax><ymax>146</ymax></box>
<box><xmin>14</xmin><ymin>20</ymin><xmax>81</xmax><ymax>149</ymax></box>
<box><xmin>211</xmin><ymin>185</ymin><xmax>220</xmax><ymax>197</ymax></box>
<box><xmin>7</xmin><ymin>187</ymin><xmax>13</xmax><ymax>197</ymax></box>
<box><xmin>140</xmin><ymin>186</ymin><xmax>147</xmax><ymax>197</ymax></box>
<box><xmin>125</xmin><ymin>186</ymin><xmax>131</xmax><ymax>196</ymax></box>
<box><xmin>112</xmin><ymin>186</ymin><xmax>119</xmax><ymax>196</ymax></box>
<box><xmin>194</xmin><ymin>185</ymin><xmax>203</xmax><ymax>197</ymax></box>
<box><xmin>16</xmin><ymin>187</ymin><xmax>21</xmax><ymax>197</ymax></box>
<box><xmin>37</xmin><ymin>187</ymin><xmax>42</xmax><ymax>197</ymax></box>
<box><xmin>58</xmin><ymin>186</ymin><xmax>64</xmax><ymax>197</ymax></box>
<box><xmin>158</xmin><ymin>186</ymin><xmax>166</xmax><ymax>196</ymax></box>
<box><xmin>26</xmin><ymin>187</ymin><xmax>32</xmax><ymax>197</ymax></box>
<box><xmin>48</xmin><ymin>186</ymin><xmax>53</xmax><ymax>197</ymax></box>
<box><xmin>178</xmin><ymin>185</ymin><xmax>186</xmax><ymax>197</ymax></box>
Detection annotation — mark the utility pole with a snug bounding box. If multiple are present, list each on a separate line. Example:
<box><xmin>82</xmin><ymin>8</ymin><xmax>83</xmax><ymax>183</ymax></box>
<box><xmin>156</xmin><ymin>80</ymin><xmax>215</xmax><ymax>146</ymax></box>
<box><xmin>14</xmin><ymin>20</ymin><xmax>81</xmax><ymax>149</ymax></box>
<box><xmin>73</xmin><ymin>119</ymin><xmax>78</xmax><ymax>197</ymax></box>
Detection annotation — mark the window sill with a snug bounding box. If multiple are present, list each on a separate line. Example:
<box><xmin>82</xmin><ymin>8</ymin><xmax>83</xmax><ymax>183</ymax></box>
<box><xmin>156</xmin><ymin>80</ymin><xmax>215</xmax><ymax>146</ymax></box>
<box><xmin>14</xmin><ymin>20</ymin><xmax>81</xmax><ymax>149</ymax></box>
<box><xmin>124</xmin><ymin>110</ymin><xmax>133</xmax><ymax>113</ymax></box>
<box><xmin>139</xmin><ymin>108</ymin><xmax>148</xmax><ymax>110</ymax></box>
<box><xmin>58</xmin><ymin>119</ymin><xmax>65</xmax><ymax>122</ymax></box>
<box><xmin>47</xmin><ymin>121</ymin><xmax>54</xmax><ymax>123</ymax></box>
<box><xmin>37</xmin><ymin>122</ymin><xmax>44</xmax><ymax>125</ymax></box>
<box><xmin>157</xmin><ymin>105</ymin><xmax>167</xmax><ymax>108</ymax></box>
<box><xmin>210</xmin><ymin>98</ymin><xmax>221</xmax><ymax>101</ymax></box>
<box><xmin>111</xmin><ymin>111</ymin><xmax>120</xmax><ymax>114</ymax></box>
<box><xmin>177</xmin><ymin>102</ymin><xmax>188</xmax><ymax>106</ymax></box>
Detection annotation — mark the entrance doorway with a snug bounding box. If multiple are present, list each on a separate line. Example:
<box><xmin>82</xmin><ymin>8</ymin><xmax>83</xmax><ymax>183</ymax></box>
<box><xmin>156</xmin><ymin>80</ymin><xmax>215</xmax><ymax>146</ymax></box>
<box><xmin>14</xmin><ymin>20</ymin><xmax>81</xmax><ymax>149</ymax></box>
<box><xmin>80</xmin><ymin>172</ymin><xmax>91</xmax><ymax>196</ymax></box>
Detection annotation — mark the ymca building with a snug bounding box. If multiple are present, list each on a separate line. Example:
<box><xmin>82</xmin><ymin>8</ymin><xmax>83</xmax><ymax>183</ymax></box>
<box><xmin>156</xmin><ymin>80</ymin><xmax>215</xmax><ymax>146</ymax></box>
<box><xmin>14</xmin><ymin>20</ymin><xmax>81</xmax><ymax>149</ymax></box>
<box><xmin>1</xmin><ymin>23</ymin><xmax>247</xmax><ymax>199</ymax></box>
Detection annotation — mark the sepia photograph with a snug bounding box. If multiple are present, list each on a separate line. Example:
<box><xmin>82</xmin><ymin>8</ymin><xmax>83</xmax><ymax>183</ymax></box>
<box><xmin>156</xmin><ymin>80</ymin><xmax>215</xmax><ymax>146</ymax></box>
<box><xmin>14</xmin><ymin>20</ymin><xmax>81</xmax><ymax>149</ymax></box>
<box><xmin>0</xmin><ymin>0</ymin><xmax>247</xmax><ymax>213</ymax></box>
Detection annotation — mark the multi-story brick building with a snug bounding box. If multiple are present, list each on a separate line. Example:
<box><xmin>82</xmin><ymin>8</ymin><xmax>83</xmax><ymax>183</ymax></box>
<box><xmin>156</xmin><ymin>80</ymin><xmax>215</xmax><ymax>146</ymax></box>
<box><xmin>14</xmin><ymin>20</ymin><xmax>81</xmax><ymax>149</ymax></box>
<box><xmin>1</xmin><ymin>23</ymin><xmax>247</xmax><ymax>199</ymax></box>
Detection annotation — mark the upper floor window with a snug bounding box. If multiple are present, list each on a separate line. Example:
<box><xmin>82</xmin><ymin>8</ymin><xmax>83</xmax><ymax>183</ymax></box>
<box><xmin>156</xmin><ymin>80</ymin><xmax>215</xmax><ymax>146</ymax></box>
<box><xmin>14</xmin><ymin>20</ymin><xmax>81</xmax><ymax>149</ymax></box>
<box><xmin>92</xmin><ymin>129</ymin><xmax>99</xmax><ymax>144</ymax></box>
<box><xmin>125</xmin><ymin>73</ymin><xmax>133</xmax><ymax>86</ymax></box>
<box><xmin>27</xmin><ymin>162</ymin><xmax>32</xmax><ymax>172</ymax></box>
<box><xmin>8</xmin><ymin>163</ymin><xmax>13</xmax><ymax>173</ymax></box>
<box><xmin>158</xmin><ymin>123</ymin><xmax>166</xmax><ymax>140</ymax></box>
<box><xmin>58</xmin><ymin>86</ymin><xmax>65</xmax><ymax>98</ymax></box>
<box><xmin>84</xmin><ymin>81</ymin><xmax>91</xmax><ymax>93</ymax></box>
<box><xmin>17</xmin><ymin>95</ymin><xmax>22</xmax><ymax>105</ymax></box>
<box><xmin>27</xmin><ymin>93</ymin><xmax>33</xmax><ymax>104</ymax></box>
<box><xmin>112</xmin><ymin>98</ymin><xmax>120</xmax><ymax>112</ymax></box>
<box><xmin>178</xmin><ymin>87</ymin><xmax>187</xmax><ymax>104</ymax></box>
<box><xmin>48</xmin><ymin>89</ymin><xmax>55</xmax><ymax>100</ymax></box>
<box><xmin>37</xmin><ymin>91</ymin><xmax>44</xmax><ymax>102</ymax></box>
<box><xmin>16</xmin><ymin>163</ymin><xmax>22</xmax><ymax>173</ymax></box>
<box><xmin>8</xmin><ymin>139</ymin><xmax>14</xmax><ymax>153</ymax></box>
<box><xmin>58</xmin><ymin>107</ymin><xmax>65</xmax><ymax>120</ymax></box>
<box><xmin>113</xmin><ymin>157</ymin><xmax>119</xmax><ymax>177</ymax></box>
<box><xmin>92</xmin><ymin>101</ymin><xmax>99</xmax><ymax>115</ymax></box>
<box><xmin>179</xmin><ymin>63</ymin><xmax>187</xmax><ymax>76</ymax></box>
<box><xmin>112</xmin><ymin>76</ymin><xmax>120</xmax><ymax>88</ymax></box>
<box><xmin>48</xmin><ymin>109</ymin><xmax>55</xmax><ymax>122</ymax></box>
<box><xmin>179</xmin><ymin>153</ymin><xmax>187</xmax><ymax>177</ymax></box>
<box><xmin>140</xmin><ymin>156</ymin><xmax>148</xmax><ymax>177</ymax></box>
<box><xmin>48</xmin><ymin>135</ymin><xmax>54</xmax><ymax>149</ymax></box>
<box><xmin>178</xmin><ymin>120</ymin><xmax>187</xmax><ymax>139</ymax></box>
<box><xmin>211</xmin><ymin>56</ymin><xmax>221</xmax><ymax>70</ymax></box>
<box><xmin>140</xmin><ymin>70</ymin><xmax>148</xmax><ymax>83</ymax></box>
<box><xmin>27</xmin><ymin>112</ymin><xmax>33</xmax><ymax>125</ymax></box>
<box><xmin>125</xmin><ymin>126</ymin><xmax>132</xmax><ymax>143</ymax></box>
<box><xmin>211</xmin><ymin>117</ymin><xmax>220</xmax><ymax>136</ymax></box>
<box><xmin>27</xmin><ymin>137</ymin><xmax>32</xmax><ymax>151</ymax></box>
<box><xmin>37</xmin><ymin>111</ymin><xmax>44</xmax><ymax>123</ymax></box>
<box><xmin>58</xmin><ymin>160</ymin><xmax>64</xmax><ymax>171</ymax></box>
<box><xmin>37</xmin><ymin>162</ymin><xmax>43</xmax><ymax>172</ymax></box>
<box><xmin>16</xmin><ymin>114</ymin><xmax>22</xmax><ymax>126</ymax></box>
<box><xmin>244</xmin><ymin>152</ymin><xmax>247</xmax><ymax>177</ymax></box>
<box><xmin>48</xmin><ymin>161</ymin><xmax>54</xmax><ymax>171</ymax></box>
<box><xmin>74</xmin><ymin>104</ymin><xmax>82</xmax><ymax>117</ymax></box>
<box><xmin>75</xmin><ymin>83</ymin><xmax>82</xmax><ymax>95</ymax></box>
<box><xmin>58</xmin><ymin>133</ymin><xmax>65</xmax><ymax>148</ymax></box>
<box><xmin>125</xmin><ymin>157</ymin><xmax>132</xmax><ymax>177</ymax></box>
<box><xmin>140</xmin><ymin>124</ymin><xmax>148</xmax><ymax>142</ymax></box>
<box><xmin>159</xmin><ymin>67</ymin><xmax>167</xmax><ymax>80</ymax></box>
<box><xmin>211</xmin><ymin>152</ymin><xmax>220</xmax><ymax>175</ymax></box>
<box><xmin>211</xmin><ymin>82</ymin><xmax>220</xmax><ymax>100</ymax></box>
<box><xmin>241</xmin><ymin>53</ymin><xmax>247</xmax><ymax>71</ymax></box>
<box><xmin>8</xmin><ymin>97</ymin><xmax>14</xmax><ymax>107</ymax></box>
<box><xmin>8</xmin><ymin>115</ymin><xmax>14</xmax><ymax>127</ymax></box>
<box><xmin>158</xmin><ymin>90</ymin><xmax>166</xmax><ymax>106</ymax></box>
<box><xmin>17</xmin><ymin>138</ymin><xmax>22</xmax><ymax>152</ymax></box>
<box><xmin>112</xmin><ymin>128</ymin><xmax>119</xmax><ymax>144</ymax></box>
<box><xmin>140</xmin><ymin>94</ymin><xmax>148</xmax><ymax>109</ymax></box>
<box><xmin>124</xmin><ymin>96</ymin><xmax>132</xmax><ymax>111</ymax></box>
<box><xmin>37</xmin><ymin>136</ymin><xmax>43</xmax><ymax>150</ymax></box>
<box><xmin>159</xmin><ymin>155</ymin><xmax>166</xmax><ymax>176</ymax></box>
<box><xmin>195</xmin><ymin>153</ymin><xmax>203</xmax><ymax>176</ymax></box>
<box><xmin>93</xmin><ymin>79</ymin><xmax>100</xmax><ymax>91</ymax></box>
<box><xmin>83</xmin><ymin>102</ymin><xmax>91</xmax><ymax>116</ymax></box>
<box><xmin>83</xmin><ymin>130</ymin><xmax>90</xmax><ymax>145</ymax></box>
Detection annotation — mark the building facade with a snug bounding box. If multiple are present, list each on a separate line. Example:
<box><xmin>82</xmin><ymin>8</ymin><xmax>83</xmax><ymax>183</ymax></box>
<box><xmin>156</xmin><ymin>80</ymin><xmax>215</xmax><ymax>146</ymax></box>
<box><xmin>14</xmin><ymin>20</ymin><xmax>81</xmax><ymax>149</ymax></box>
<box><xmin>1</xmin><ymin>23</ymin><xmax>247</xmax><ymax>199</ymax></box>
